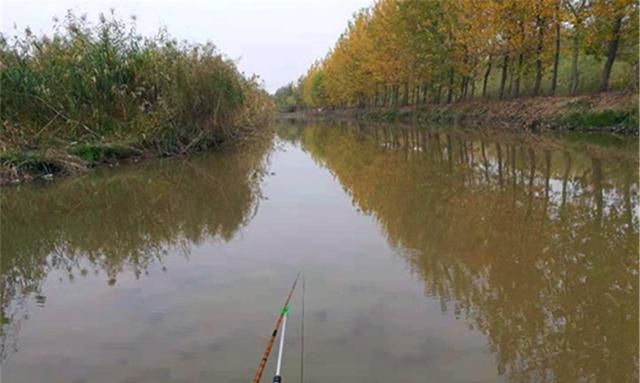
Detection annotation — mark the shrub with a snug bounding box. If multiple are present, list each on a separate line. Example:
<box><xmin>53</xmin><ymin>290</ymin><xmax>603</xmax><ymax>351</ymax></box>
<box><xmin>0</xmin><ymin>11</ymin><xmax>274</xmax><ymax>155</ymax></box>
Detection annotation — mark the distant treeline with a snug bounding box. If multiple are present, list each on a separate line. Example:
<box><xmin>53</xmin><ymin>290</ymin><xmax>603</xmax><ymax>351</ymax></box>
<box><xmin>0</xmin><ymin>11</ymin><xmax>274</xmax><ymax>182</ymax></box>
<box><xmin>275</xmin><ymin>0</ymin><xmax>638</xmax><ymax>111</ymax></box>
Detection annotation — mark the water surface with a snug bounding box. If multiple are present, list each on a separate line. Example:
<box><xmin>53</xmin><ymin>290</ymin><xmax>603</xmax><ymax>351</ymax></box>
<box><xmin>2</xmin><ymin>121</ymin><xmax>638</xmax><ymax>382</ymax></box>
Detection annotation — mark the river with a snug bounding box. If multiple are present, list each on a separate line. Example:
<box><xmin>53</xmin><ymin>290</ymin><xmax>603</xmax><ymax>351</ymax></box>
<box><xmin>1</xmin><ymin>120</ymin><xmax>638</xmax><ymax>383</ymax></box>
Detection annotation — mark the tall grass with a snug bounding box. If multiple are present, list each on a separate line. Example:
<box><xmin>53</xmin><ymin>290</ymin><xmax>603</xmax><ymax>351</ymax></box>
<box><xmin>0</xmin><ymin>11</ymin><xmax>274</xmax><ymax>172</ymax></box>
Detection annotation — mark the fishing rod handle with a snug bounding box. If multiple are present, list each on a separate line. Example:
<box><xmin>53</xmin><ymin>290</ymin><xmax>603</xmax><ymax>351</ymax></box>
<box><xmin>273</xmin><ymin>375</ymin><xmax>282</xmax><ymax>383</ymax></box>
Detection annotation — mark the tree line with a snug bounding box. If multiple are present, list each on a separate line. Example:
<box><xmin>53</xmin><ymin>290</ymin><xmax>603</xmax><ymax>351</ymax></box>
<box><xmin>275</xmin><ymin>0</ymin><xmax>638</xmax><ymax>111</ymax></box>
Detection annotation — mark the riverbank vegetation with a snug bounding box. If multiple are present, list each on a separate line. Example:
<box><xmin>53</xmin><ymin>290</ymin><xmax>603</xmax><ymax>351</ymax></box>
<box><xmin>298</xmin><ymin>91</ymin><xmax>638</xmax><ymax>134</ymax></box>
<box><xmin>275</xmin><ymin>0</ymin><xmax>638</xmax><ymax>116</ymax></box>
<box><xmin>0</xmin><ymin>11</ymin><xmax>275</xmax><ymax>184</ymax></box>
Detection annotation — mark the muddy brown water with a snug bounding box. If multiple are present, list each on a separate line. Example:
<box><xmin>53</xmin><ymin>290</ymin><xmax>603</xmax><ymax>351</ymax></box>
<box><xmin>1</xmin><ymin>121</ymin><xmax>638</xmax><ymax>383</ymax></box>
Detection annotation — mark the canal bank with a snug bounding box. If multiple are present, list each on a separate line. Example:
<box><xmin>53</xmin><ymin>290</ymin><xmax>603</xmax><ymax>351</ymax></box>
<box><xmin>284</xmin><ymin>91</ymin><xmax>639</xmax><ymax>135</ymax></box>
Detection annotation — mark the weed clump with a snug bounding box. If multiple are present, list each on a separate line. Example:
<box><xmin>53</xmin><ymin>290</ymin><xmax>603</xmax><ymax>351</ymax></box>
<box><xmin>0</xmin><ymin>11</ymin><xmax>274</xmax><ymax>183</ymax></box>
<box><xmin>562</xmin><ymin>109</ymin><xmax>638</xmax><ymax>131</ymax></box>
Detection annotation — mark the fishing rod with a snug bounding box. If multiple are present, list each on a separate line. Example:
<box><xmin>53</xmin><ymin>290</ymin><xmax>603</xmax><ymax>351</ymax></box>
<box><xmin>252</xmin><ymin>272</ymin><xmax>300</xmax><ymax>383</ymax></box>
<box><xmin>273</xmin><ymin>302</ymin><xmax>288</xmax><ymax>383</ymax></box>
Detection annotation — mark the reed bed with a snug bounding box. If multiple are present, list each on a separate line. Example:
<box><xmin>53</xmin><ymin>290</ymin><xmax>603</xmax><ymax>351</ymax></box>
<box><xmin>0</xmin><ymin>11</ymin><xmax>274</xmax><ymax>183</ymax></box>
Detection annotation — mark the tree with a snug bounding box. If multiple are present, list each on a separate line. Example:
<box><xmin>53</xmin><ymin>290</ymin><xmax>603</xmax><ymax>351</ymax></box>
<box><xmin>550</xmin><ymin>0</ymin><xmax>562</xmax><ymax>95</ymax></box>
<box><xmin>291</xmin><ymin>0</ymin><xmax>638</xmax><ymax>109</ymax></box>
<box><xmin>565</xmin><ymin>0</ymin><xmax>591</xmax><ymax>95</ymax></box>
<box><xmin>590</xmin><ymin>0</ymin><xmax>638</xmax><ymax>92</ymax></box>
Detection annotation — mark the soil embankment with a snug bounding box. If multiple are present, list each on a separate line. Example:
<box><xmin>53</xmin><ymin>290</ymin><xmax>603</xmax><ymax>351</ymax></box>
<box><xmin>283</xmin><ymin>92</ymin><xmax>638</xmax><ymax>135</ymax></box>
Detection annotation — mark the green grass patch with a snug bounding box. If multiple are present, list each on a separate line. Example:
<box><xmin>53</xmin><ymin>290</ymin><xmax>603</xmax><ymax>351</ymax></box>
<box><xmin>68</xmin><ymin>143</ymin><xmax>142</xmax><ymax>163</ymax></box>
<box><xmin>561</xmin><ymin>109</ymin><xmax>638</xmax><ymax>129</ymax></box>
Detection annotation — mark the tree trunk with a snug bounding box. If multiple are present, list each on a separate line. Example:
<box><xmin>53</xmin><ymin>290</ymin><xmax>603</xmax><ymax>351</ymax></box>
<box><xmin>482</xmin><ymin>58</ymin><xmax>492</xmax><ymax>98</ymax></box>
<box><xmin>512</xmin><ymin>53</ymin><xmax>523</xmax><ymax>98</ymax></box>
<box><xmin>402</xmin><ymin>82</ymin><xmax>409</xmax><ymax>106</ymax></box>
<box><xmin>463</xmin><ymin>77</ymin><xmax>470</xmax><ymax>99</ymax></box>
<box><xmin>570</xmin><ymin>34</ymin><xmax>580</xmax><ymax>95</ymax></box>
<box><xmin>470</xmin><ymin>77</ymin><xmax>476</xmax><ymax>99</ymax></box>
<box><xmin>499</xmin><ymin>55</ymin><xmax>509</xmax><ymax>99</ymax></box>
<box><xmin>599</xmin><ymin>14</ymin><xmax>623</xmax><ymax>92</ymax></box>
<box><xmin>447</xmin><ymin>69</ymin><xmax>454</xmax><ymax>103</ymax></box>
<box><xmin>459</xmin><ymin>76</ymin><xmax>466</xmax><ymax>101</ymax></box>
<box><xmin>384</xmin><ymin>85</ymin><xmax>389</xmax><ymax>106</ymax></box>
<box><xmin>389</xmin><ymin>85</ymin><xmax>394</xmax><ymax>106</ymax></box>
<box><xmin>386</xmin><ymin>86</ymin><xmax>390</xmax><ymax>106</ymax></box>
<box><xmin>533</xmin><ymin>15</ymin><xmax>545</xmax><ymax>96</ymax></box>
<box><xmin>551</xmin><ymin>1</ymin><xmax>561</xmax><ymax>95</ymax></box>
<box><xmin>393</xmin><ymin>85</ymin><xmax>399</xmax><ymax>106</ymax></box>
<box><xmin>422</xmin><ymin>83</ymin><xmax>429</xmax><ymax>104</ymax></box>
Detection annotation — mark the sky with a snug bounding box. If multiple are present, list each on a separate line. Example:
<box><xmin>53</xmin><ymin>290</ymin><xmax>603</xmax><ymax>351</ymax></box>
<box><xmin>0</xmin><ymin>0</ymin><xmax>372</xmax><ymax>93</ymax></box>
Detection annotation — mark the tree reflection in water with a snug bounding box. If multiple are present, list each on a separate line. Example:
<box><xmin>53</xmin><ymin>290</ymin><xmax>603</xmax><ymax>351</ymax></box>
<box><xmin>279</xmin><ymin>121</ymin><xmax>638</xmax><ymax>383</ymax></box>
<box><xmin>2</xmin><ymin>121</ymin><xmax>637</xmax><ymax>382</ymax></box>
<box><xmin>0</xmin><ymin>135</ymin><xmax>273</xmax><ymax>360</ymax></box>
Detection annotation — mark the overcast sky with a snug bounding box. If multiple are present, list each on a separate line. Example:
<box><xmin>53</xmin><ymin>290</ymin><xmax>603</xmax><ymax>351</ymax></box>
<box><xmin>1</xmin><ymin>0</ymin><xmax>372</xmax><ymax>92</ymax></box>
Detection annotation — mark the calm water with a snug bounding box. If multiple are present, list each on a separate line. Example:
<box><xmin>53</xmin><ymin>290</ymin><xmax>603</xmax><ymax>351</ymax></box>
<box><xmin>1</xmin><ymin>121</ymin><xmax>638</xmax><ymax>383</ymax></box>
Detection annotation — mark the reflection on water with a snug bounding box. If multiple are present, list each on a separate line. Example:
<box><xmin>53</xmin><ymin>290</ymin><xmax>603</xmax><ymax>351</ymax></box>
<box><xmin>1</xmin><ymin>121</ymin><xmax>638</xmax><ymax>382</ymax></box>
<box><xmin>1</xmin><ymin>137</ymin><xmax>272</xmax><ymax>360</ymax></box>
<box><xmin>279</xmin><ymin>121</ymin><xmax>639</xmax><ymax>382</ymax></box>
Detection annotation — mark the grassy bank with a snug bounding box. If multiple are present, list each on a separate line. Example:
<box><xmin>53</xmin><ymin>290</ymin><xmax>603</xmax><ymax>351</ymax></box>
<box><xmin>0</xmin><ymin>12</ymin><xmax>275</xmax><ymax>185</ymax></box>
<box><xmin>286</xmin><ymin>92</ymin><xmax>638</xmax><ymax>135</ymax></box>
